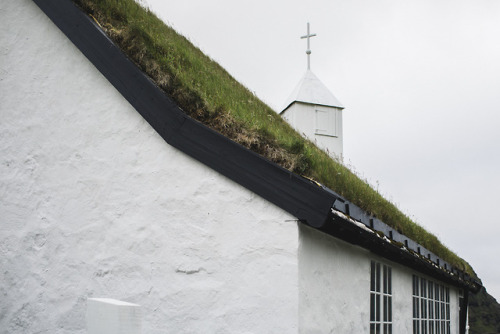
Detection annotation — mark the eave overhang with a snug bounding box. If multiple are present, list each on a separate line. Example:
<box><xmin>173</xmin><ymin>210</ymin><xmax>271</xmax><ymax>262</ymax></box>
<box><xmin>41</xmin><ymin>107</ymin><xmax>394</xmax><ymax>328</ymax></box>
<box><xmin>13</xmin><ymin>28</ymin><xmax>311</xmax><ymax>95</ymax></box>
<box><xmin>315</xmin><ymin>205</ymin><xmax>481</xmax><ymax>293</ymax></box>
<box><xmin>33</xmin><ymin>0</ymin><xmax>481</xmax><ymax>294</ymax></box>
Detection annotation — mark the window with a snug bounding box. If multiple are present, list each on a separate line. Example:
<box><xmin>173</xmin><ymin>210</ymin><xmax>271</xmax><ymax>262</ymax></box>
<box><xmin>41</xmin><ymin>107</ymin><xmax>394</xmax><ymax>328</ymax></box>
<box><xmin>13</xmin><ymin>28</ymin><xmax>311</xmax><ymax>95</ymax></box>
<box><xmin>315</xmin><ymin>109</ymin><xmax>337</xmax><ymax>137</ymax></box>
<box><xmin>370</xmin><ymin>261</ymin><xmax>392</xmax><ymax>334</ymax></box>
<box><xmin>413</xmin><ymin>275</ymin><xmax>450</xmax><ymax>334</ymax></box>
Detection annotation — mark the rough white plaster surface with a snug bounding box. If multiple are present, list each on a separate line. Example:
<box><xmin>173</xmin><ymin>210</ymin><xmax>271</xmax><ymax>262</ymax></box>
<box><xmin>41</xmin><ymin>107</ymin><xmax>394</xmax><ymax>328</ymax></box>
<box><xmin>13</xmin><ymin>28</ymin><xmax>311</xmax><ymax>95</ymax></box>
<box><xmin>0</xmin><ymin>1</ymin><xmax>298</xmax><ymax>333</ymax></box>
<box><xmin>298</xmin><ymin>225</ymin><xmax>461</xmax><ymax>334</ymax></box>
<box><xmin>87</xmin><ymin>298</ymin><xmax>141</xmax><ymax>334</ymax></box>
<box><xmin>299</xmin><ymin>224</ymin><xmax>371</xmax><ymax>333</ymax></box>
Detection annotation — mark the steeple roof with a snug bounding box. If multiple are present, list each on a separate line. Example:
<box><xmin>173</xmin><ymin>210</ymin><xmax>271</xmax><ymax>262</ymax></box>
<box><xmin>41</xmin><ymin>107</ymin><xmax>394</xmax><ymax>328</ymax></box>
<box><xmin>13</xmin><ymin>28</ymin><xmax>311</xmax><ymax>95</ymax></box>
<box><xmin>281</xmin><ymin>70</ymin><xmax>344</xmax><ymax>113</ymax></box>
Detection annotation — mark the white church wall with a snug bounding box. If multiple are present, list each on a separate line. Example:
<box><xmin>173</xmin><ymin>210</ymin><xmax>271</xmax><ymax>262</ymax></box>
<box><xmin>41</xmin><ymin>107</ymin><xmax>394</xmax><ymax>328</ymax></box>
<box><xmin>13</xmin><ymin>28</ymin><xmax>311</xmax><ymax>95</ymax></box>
<box><xmin>298</xmin><ymin>224</ymin><xmax>461</xmax><ymax>333</ymax></box>
<box><xmin>282</xmin><ymin>102</ymin><xmax>343</xmax><ymax>159</ymax></box>
<box><xmin>298</xmin><ymin>224</ymin><xmax>371</xmax><ymax>333</ymax></box>
<box><xmin>0</xmin><ymin>1</ymin><xmax>299</xmax><ymax>333</ymax></box>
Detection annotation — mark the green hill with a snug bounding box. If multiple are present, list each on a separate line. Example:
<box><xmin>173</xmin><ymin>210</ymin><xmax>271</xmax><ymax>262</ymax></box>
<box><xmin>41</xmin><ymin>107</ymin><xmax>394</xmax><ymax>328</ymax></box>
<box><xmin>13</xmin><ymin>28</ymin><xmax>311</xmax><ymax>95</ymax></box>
<box><xmin>469</xmin><ymin>289</ymin><xmax>500</xmax><ymax>334</ymax></box>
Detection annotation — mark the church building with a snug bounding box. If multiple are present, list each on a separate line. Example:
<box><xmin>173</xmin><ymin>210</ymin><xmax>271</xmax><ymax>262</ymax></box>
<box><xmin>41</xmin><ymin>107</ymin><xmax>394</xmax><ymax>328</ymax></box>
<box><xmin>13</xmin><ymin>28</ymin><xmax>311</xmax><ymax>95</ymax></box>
<box><xmin>0</xmin><ymin>1</ymin><xmax>481</xmax><ymax>333</ymax></box>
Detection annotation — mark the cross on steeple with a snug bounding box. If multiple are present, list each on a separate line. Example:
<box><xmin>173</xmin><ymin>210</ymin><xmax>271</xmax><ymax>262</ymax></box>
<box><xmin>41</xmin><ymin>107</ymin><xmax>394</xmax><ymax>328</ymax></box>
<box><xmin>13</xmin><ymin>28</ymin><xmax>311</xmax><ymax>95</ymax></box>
<box><xmin>301</xmin><ymin>22</ymin><xmax>316</xmax><ymax>70</ymax></box>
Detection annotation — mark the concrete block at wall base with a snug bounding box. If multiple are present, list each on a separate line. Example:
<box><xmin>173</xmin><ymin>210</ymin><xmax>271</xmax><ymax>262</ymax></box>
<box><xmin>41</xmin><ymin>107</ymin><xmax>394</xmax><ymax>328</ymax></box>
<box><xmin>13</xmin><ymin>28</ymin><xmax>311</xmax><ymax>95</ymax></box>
<box><xmin>87</xmin><ymin>298</ymin><xmax>141</xmax><ymax>334</ymax></box>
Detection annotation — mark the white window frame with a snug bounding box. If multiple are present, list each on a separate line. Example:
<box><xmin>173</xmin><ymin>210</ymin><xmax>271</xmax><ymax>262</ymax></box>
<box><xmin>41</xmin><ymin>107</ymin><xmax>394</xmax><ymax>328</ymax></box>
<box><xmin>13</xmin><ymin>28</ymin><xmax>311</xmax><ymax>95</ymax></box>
<box><xmin>412</xmin><ymin>275</ymin><xmax>451</xmax><ymax>334</ymax></box>
<box><xmin>370</xmin><ymin>261</ymin><xmax>392</xmax><ymax>334</ymax></box>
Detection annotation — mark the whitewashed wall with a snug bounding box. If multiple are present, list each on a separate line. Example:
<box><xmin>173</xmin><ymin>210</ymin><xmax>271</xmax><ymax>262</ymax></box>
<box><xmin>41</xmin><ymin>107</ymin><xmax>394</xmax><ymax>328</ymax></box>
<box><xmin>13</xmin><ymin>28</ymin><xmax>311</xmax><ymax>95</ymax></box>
<box><xmin>298</xmin><ymin>224</ymin><xmax>461</xmax><ymax>333</ymax></box>
<box><xmin>282</xmin><ymin>102</ymin><xmax>343</xmax><ymax>159</ymax></box>
<box><xmin>298</xmin><ymin>224</ymin><xmax>370</xmax><ymax>333</ymax></box>
<box><xmin>0</xmin><ymin>1</ymin><xmax>299</xmax><ymax>333</ymax></box>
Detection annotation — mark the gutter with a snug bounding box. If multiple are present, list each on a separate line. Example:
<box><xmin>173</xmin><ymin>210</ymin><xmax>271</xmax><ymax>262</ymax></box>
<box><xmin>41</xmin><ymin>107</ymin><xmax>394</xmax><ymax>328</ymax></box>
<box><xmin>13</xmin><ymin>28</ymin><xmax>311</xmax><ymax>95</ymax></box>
<box><xmin>311</xmin><ymin>198</ymin><xmax>482</xmax><ymax>292</ymax></box>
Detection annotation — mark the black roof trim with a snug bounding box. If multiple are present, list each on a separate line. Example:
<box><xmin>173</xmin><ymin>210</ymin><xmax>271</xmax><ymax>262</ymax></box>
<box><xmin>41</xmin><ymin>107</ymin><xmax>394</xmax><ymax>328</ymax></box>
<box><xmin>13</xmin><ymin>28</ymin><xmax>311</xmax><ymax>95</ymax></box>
<box><xmin>33</xmin><ymin>0</ymin><xmax>337</xmax><ymax>228</ymax></box>
<box><xmin>314</xmin><ymin>210</ymin><xmax>481</xmax><ymax>292</ymax></box>
<box><xmin>33</xmin><ymin>0</ymin><xmax>481</xmax><ymax>292</ymax></box>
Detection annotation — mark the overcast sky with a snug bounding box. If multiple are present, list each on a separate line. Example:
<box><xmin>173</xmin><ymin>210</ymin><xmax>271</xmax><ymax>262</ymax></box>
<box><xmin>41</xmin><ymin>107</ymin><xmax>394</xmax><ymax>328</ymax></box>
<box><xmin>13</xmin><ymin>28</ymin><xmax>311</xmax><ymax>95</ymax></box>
<box><xmin>142</xmin><ymin>0</ymin><xmax>500</xmax><ymax>301</ymax></box>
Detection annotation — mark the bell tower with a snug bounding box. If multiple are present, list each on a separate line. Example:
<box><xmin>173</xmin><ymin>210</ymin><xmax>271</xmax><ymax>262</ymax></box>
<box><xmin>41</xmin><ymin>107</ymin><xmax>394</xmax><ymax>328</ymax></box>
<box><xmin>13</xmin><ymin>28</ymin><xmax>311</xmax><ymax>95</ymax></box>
<box><xmin>280</xmin><ymin>23</ymin><xmax>344</xmax><ymax>159</ymax></box>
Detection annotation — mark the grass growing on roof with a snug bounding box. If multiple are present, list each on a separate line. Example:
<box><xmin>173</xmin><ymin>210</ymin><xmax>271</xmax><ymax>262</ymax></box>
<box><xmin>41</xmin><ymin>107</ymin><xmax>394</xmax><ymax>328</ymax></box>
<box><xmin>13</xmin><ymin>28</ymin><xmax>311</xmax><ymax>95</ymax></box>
<box><xmin>74</xmin><ymin>0</ymin><xmax>475</xmax><ymax>276</ymax></box>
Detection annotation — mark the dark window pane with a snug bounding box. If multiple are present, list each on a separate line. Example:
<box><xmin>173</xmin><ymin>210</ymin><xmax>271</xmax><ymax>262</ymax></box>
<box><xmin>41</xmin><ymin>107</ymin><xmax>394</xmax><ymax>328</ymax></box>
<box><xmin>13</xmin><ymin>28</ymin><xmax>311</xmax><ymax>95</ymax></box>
<box><xmin>384</xmin><ymin>296</ymin><xmax>388</xmax><ymax>321</ymax></box>
<box><xmin>371</xmin><ymin>262</ymin><xmax>376</xmax><ymax>291</ymax></box>
<box><xmin>376</xmin><ymin>295</ymin><xmax>381</xmax><ymax>321</ymax></box>
<box><xmin>371</xmin><ymin>323</ymin><xmax>376</xmax><ymax>334</ymax></box>
<box><xmin>383</xmin><ymin>266</ymin><xmax>387</xmax><ymax>293</ymax></box>
<box><xmin>418</xmin><ymin>297</ymin><xmax>421</xmax><ymax>317</ymax></box>
<box><xmin>389</xmin><ymin>296</ymin><xmax>392</xmax><ymax>321</ymax></box>
<box><xmin>428</xmin><ymin>281</ymin><xmax>433</xmax><ymax>299</ymax></box>
<box><xmin>371</xmin><ymin>294</ymin><xmax>375</xmax><ymax>321</ymax></box>
<box><xmin>388</xmin><ymin>268</ymin><xmax>392</xmax><ymax>294</ymax></box>
<box><xmin>413</xmin><ymin>320</ymin><xmax>419</xmax><ymax>334</ymax></box>
<box><xmin>376</xmin><ymin>263</ymin><xmax>381</xmax><ymax>292</ymax></box>
<box><xmin>422</xmin><ymin>278</ymin><xmax>427</xmax><ymax>298</ymax></box>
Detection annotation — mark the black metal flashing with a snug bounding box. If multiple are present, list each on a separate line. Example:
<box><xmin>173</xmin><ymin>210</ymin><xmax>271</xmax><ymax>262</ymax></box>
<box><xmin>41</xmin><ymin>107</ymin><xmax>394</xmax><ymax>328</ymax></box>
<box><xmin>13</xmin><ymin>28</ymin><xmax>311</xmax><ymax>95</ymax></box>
<box><xmin>330</xmin><ymin>197</ymin><xmax>481</xmax><ymax>292</ymax></box>
<box><xmin>32</xmin><ymin>0</ymin><xmax>337</xmax><ymax>229</ymax></box>
<box><xmin>312</xmin><ymin>209</ymin><xmax>481</xmax><ymax>292</ymax></box>
<box><xmin>33</xmin><ymin>0</ymin><xmax>481</xmax><ymax>293</ymax></box>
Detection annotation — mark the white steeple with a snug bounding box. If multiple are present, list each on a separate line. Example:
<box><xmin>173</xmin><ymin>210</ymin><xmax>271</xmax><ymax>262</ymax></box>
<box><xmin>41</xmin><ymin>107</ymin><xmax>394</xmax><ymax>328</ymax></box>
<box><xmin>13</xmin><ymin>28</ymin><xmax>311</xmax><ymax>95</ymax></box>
<box><xmin>281</xmin><ymin>23</ymin><xmax>345</xmax><ymax>160</ymax></box>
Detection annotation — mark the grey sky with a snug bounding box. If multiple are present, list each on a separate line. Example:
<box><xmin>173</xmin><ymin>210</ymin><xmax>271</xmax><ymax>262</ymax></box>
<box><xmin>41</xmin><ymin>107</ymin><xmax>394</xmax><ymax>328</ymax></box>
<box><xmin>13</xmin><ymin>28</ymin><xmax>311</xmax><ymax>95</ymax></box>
<box><xmin>143</xmin><ymin>0</ymin><xmax>500</xmax><ymax>301</ymax></box>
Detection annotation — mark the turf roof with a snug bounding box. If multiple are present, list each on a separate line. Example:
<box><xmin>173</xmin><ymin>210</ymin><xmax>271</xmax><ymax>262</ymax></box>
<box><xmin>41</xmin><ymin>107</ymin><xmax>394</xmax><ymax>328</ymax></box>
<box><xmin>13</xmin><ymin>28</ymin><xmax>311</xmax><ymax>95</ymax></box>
<box><xmin>73</xmin><ymin>0</ymin><xmax>476</xmax><ymax>277</ymax></box>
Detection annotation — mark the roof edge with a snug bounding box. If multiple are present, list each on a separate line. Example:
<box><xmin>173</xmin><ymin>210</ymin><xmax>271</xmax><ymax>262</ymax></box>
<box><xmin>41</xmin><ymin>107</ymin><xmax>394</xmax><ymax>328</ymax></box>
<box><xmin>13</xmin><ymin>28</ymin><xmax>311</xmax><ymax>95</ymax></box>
<box><xmin>280</xmin><ymin>100</ymin><xmax>346</xmax><ymax>115</ymax></box>
<box><xmin>302</xmin><ymin>211</ymin><xmax>481</xmax><ymax>292</ymax></box>
<box><xmin>33</xmin><ymin>0</ymin><xmax>338</xmax><ymax>229</ymax></box>
<box><xmin>33</xmin><ymin>0</ymin><xmax>481</xmax><ymax>292</ymax></box>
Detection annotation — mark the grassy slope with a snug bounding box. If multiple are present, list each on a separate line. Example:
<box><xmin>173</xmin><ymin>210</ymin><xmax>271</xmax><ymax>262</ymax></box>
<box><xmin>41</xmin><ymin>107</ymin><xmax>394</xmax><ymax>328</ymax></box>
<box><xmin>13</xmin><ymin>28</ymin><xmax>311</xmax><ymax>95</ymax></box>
<box><xmin>73</xmin><ymin>0</ymin><xmax>475</xmax><ymax>276</ymax></box>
